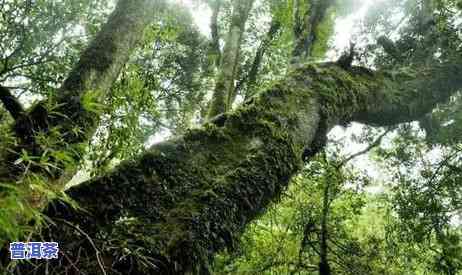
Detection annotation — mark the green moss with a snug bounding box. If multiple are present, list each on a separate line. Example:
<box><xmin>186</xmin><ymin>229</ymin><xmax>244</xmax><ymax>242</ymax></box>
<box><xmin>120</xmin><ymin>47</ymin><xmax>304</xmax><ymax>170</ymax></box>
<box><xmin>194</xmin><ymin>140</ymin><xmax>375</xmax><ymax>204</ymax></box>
<box><xmin>291</xmin><ymin>63</ymin><xmax>386</xmax><ymax>125</ymax></box>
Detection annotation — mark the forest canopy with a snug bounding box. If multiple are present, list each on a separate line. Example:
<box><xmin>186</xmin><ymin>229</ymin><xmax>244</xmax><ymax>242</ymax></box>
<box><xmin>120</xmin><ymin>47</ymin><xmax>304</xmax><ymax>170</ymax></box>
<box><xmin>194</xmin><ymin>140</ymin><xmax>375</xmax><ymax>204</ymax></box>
<box><xmin>0</xmin><ymin>0</ymin><xmax>462</xmax><ymax>274</ymax></box>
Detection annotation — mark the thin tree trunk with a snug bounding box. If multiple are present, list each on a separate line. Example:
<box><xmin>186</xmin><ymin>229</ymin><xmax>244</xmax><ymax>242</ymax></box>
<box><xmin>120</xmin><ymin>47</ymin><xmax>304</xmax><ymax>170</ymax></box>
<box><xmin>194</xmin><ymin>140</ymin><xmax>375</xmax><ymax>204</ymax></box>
<box><xmin>0</xmin><ymin>85</ymin><xmax>24</xmax><ymax>120</ymax></box>
<box><xmin>12</xmin><ymin>60</ymin><xmax>462</xmax><ymax>274</ymax></box>
<box><xmin>240</xmin><ymin>19</ymin><xmax>281</xmax><ymax>100</ymax></box>
<box><xmin>319</xmin><ymin>161</ymin><xmax>331</xmax><ymax>275</ymax></box>
<box><xmin>292</xmin><ymin>0</ymin><xmax>334</xmax><ymax>64</ymax></box>
<box><xmin>208</xmin><ymin>0</ymin><xmax>222</xmax><ymax>68</ymax></box>
<box><xmin>207</xmin><ymin>0</ymin><xmax>255</xmax><ymax>119</ymax></box>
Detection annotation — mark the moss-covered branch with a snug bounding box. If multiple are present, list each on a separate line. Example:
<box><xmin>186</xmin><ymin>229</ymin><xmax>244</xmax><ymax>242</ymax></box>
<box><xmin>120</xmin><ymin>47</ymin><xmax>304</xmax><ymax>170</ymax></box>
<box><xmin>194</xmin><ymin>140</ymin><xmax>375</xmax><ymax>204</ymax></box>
<box><xmin>14</xmin><ymin>61</ymin><xmax>462</xmax><ymax>274</ymax></box>
<box><xmin>350</xmin><ymin>63</ymin><xmax>462</xmax><ymax>126</ymax></box>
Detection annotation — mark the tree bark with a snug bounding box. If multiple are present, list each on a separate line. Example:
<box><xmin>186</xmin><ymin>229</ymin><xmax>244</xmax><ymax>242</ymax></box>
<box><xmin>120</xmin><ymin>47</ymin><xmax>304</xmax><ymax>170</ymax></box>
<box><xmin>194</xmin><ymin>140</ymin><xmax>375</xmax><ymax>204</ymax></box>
<box><xmin>13</xmin><ymin>60</ymin><xmax>462</xmax><ymax>274</ymax></box>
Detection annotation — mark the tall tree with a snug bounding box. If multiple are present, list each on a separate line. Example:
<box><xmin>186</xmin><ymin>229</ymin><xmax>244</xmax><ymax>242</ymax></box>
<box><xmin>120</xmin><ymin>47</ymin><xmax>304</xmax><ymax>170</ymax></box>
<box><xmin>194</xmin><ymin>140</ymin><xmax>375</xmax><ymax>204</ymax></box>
<box><xmin>0</xmin><ymin>0</ymin><xmax>461</xmax><ymax>274</ymax></box>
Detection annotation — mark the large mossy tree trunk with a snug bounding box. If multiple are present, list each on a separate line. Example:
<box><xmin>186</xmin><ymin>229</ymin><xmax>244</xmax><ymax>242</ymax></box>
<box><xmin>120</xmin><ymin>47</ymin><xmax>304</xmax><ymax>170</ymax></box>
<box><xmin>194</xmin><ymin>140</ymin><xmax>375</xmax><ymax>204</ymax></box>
<box><xmin>13</xmin><ymin>61</ymin><xmax>462</xmax><ymax>274</ymax></box>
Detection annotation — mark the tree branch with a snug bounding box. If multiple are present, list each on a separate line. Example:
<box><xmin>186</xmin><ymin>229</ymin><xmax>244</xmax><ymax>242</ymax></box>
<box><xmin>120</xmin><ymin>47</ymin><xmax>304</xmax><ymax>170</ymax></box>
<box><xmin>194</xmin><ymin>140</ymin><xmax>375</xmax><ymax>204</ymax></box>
<box><xmin>208</xmin><ymin>0</ymin><xmax>222</xmax><ymax>67</ymax></box>
<box><xmin>0</xmin><ymin>85</ymin><xmax>24</xmax><ymax>120</ymax></box>
<box><xmin>337</xmin><ymin>127</ymin><xmax>392</xmax><ymax>169</ymax></box>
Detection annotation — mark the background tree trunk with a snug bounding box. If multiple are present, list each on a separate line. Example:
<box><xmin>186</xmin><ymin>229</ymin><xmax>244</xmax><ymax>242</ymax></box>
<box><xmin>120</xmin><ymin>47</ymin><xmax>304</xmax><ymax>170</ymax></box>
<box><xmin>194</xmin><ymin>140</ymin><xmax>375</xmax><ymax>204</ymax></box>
<box><xmin>292</xmin><ymin>0</ymin><xmax>334</xmax><ymax>64</ymax></box>
<box><xmin>207</xmin><ymin>0</ymin><xmax>255</xmax><ymax>118</ymax></box>
<box><xmin>2</xmin><ymin>1</ymin><xmax>462</xmax><ymax>273</ymax></box>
